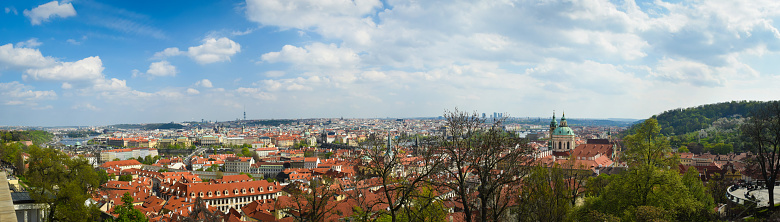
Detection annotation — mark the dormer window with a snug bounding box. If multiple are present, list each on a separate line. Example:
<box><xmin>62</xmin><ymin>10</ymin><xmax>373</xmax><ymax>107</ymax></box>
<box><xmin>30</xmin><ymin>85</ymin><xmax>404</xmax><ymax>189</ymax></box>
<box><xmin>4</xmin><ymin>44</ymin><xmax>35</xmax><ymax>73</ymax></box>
<box><xmin>242</xmin><ymin>188</ymin><xmax>247</xmax><ymax>194</ymax></box>
<box><xmin>268</xmin><ymin>186</ymin><xmax>273</xmax><ymax>191</ymax></box>
<box><xmin>250</xmin><ymin>188</ymin><xmax>254</xmax><ymax>193</ymax></box>
<box><xmin>199</xmin><ymin>192</ymin><xmax>204</xmax><ymax>197</ymax></box>
<box><xmin>224</xmin><ymin>190</ymin><xmax>229</xmax><ymax>196</ymax></box>
<box><xmin>259</xmin><ymin>187</ymin><xmax>263</xmax><ymax>192</ymax></box>
<box><xmin>234</xmin><ymin>189</ymin><xmax>239</xmax><ymax>195</ymax></box>
<box><xmin>208</xmin><ymin>191</ymin><xmax>213</xmax><ymax>197</ymax></box>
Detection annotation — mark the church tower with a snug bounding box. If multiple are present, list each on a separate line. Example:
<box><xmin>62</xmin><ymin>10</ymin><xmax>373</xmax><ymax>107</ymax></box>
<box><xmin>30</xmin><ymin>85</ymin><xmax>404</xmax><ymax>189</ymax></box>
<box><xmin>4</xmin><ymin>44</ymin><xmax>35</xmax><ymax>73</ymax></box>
<box><xmin>551</xmin><ymin>112</ymin><xmax>576</xmax><ymax>152</ymax></box>
<box><xmin>549</xmin><ymin>111</ymin><xmax>557</xmax><ymax>149</ymax></box>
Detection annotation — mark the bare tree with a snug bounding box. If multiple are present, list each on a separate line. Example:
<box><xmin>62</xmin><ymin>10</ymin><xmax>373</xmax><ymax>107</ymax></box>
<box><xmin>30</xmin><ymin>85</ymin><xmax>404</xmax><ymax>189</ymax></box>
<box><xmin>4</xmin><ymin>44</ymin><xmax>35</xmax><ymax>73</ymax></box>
<box><xmin>742</xmin><ymin>101</ymin><xmax>780</xmax><ymax>210</ymax></box>
<box><xmin>354</xmin><ymin>132</ymin><xmax>445</xmax><ymax>222</ymax></box>
<box><xmin>435</xmin><ymin>109</ymin><xmax>533</xmax><ymax>222</ymax></box>
<box><xmin>280</xmin><ymin>176</ymin><xmax>341</xmax><ymax>222</ymax></box>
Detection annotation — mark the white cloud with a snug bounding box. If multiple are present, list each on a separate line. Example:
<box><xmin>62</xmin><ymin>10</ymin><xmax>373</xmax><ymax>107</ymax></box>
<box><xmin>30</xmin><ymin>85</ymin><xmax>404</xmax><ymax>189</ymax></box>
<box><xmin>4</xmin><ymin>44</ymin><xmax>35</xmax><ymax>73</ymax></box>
<box><xmin>236</xmin><ymin>87</ymin><xmax>276</xmax><ymax>100</ymax></box>
<box><xmin>195</xmin><ymin>79</ymin><xmax>213</xmax><ymax>88</ymax></box>
<box><xmin>261</xmin><ymin>43</ymin><xmax>359</xmax><ymax>70</ymax></box>
<box><xmin>152</xmin><ymin>47</ymin><xmax>182</xmax><ymax>59</ymax></box>
<box><xmin>0</xmin><ymin>81</ymin><xmax>56</xmax><ymax>107</ymax></box>
<box><xmin>23</xmin><ymin>56</ymin><xmax>104</xmax><ymax>82</ymax></box>
<box><xmin>5</xmin><ymin>7</ymin><xmax>18</xmax><ymax>15</ymax></box>
<box><xmin>152</xmin><ymin>37</ymin><xmax>241</xmax><ymax>64</ymax></box>
<box><xmin>71</xmin><ymin>103</ymin><xmax>99</xmax><ymax>111</ymax></box>
<box><xmin>91</xmin><ymin>78</ymin><xmax>130</xmax><ymax>92</ymax></box>
<box><xmin>187</xmin><ymin>88</ymin><xmax>200</xmax><ymax>95</ymax></box>
<box><xmin>146</xmin><ymin>61</ymin><xmax>177</xmax><ymax>77</ymax></box>
<box><xmin>16</xmin><ymin>38</ymin><xmax>42</xmax><ymax>48</ymax></box>
<box><xmin>0</xmin><ymin>43</ymin><xmax>57</xmax><ymax>69</ymax></box>
<box><xmin>651</xmin><ymin>56</ymin><xmax>757</xmax><ymax>87</ymax></box>
<box><xmin>265</xmin><ymin>70</ymin><xmax>285</xmax><ymax>77</ymax></box>
<box><xmin>245</xmin><ymin>0</ymin><xmax>382</xmax><ymax>30</ymax></box>
<box><xmin>23</xmin><ymin>1</ymin><xmax>77</xmax><ymax>25</ymax></box>
<box><xmin>187</xmin><ymin>37</ymin><xmax>241</xmax><ymax>64</ymax></box>
<box><xmin>66</xmin><ymin>39</ymin><xmax>80</xmax><ymax>45</ymax></box>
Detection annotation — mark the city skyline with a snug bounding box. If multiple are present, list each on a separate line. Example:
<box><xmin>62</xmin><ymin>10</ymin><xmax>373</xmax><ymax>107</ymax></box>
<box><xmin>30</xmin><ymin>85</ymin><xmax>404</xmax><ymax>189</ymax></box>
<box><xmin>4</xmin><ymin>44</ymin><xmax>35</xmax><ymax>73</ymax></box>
<box><xmin>3</xmin><ymin>0</ymin><xmax>780</xmax><ymax>126</ymax></box>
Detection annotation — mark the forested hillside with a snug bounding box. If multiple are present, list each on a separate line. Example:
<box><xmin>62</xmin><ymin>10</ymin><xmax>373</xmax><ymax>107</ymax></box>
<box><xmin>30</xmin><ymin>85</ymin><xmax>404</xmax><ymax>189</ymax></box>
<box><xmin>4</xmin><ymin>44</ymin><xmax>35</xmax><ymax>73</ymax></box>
<box><xmin>623</xmin><ymin>100</ymin><xmax>771</xmax><ymax>154</ymax></box>
<box><xmin>0</xmin><ymin>130</ymin><xmax>54</xmax><ymax>145</ymax></box>
<box><xmin>111</xmin><ymin>123</ymin><xmax>184</xmax><ymax>130</ymax></box>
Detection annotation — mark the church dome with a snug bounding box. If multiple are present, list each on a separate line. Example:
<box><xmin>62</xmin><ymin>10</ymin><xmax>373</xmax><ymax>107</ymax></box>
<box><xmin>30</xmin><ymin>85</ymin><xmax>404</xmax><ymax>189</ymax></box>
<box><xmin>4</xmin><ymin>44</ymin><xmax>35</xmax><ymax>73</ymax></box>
<box><xmin>553</xmin><ymin>126</ymin><xmax>575</xmax><ymax>136</ymax></box>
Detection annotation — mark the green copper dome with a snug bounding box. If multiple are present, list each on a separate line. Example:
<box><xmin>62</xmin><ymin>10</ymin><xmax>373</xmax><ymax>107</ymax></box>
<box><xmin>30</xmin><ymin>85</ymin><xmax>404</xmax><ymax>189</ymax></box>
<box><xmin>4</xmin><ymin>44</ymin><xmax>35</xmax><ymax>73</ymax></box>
<box><xmin>553</xmin><ymin>126</ymin><xmax>574</xmax><ymax>136</ymax></box>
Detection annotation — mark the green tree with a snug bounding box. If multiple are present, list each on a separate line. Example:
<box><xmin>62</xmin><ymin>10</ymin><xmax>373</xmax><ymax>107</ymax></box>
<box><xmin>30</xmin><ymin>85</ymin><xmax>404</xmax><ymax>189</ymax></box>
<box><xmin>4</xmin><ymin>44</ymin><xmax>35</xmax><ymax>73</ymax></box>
<box><xmin>108</xmin><ymin>192</ymin><xmax>148</xmax><ymax>222</ymax></box>
<box><xmin>378</xmin><ymin>186</ymin><xmax>447</xmax><ymax>222</ymax></box>
<box><xmin>517</xmin><ymin>164</ymin><xmax>571</xmax><ymax>222</ymax></box>
<box><xmin>118</xmin><ymin>175</ymin><xmax>133</xmax><ymax>182</ymax></box>
<box><xmin>0</xmin><ymin>142</ymin><xmax>22</xmax><ymax>165</ymax></box>
<box><xmin>403</xmin><ymin>187</ymin><xmax>448</xmax><ymax>222</ymax></box>
<box><xmin>25</xmin><ymin>145</ymin><xmax>103</xmax><ymax>222</ymax></box>
<box><xmin>15</xmin><ymin>150</ymin><xmax>25</xmax><ymax>175</ymax></box>
<box><xmin>241</xmin><ymin>147</ymin><xmax>253</xmax><ymax>157</ymax></box>
<box><xmin>323</xmin><ymin>152</ymin><xmax>334</xmax><ymax>159</ymax></box>
<box><xmin>97</xmin><ymin>169</ymin><xmax>111</xmax><ymax>185</ymax></box>
<box><xmin>572</xmin><ymin>118</ymin><xmax>714</xmax><ymax>221</ymax></box>
<box><xmin>678</xmin><ymin>146</ymin><xmax>690</xmax><ymax>153</ymax></box>
<box><xmin>741</xmin><ymin>101</ymin><xmax>780</xmax><ymax>210</ymax></box>
<box><xmin>711</xmin><ymin>143</ymin><xmax>733</xmax><ymax>155</ymax></box>
<box><xmin>622</xmin><ymin>118</ymin><xmax>676</xmax><ymax>169</ymax></box>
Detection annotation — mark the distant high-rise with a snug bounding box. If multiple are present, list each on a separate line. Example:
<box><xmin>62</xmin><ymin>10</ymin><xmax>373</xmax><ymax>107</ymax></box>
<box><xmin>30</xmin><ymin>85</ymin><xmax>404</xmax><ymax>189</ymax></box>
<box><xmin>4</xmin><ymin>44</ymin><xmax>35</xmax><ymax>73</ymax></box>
<box><xmin>482</xmin><ymin>113</ymin><xmax>486</xmax><ymax>119</ymax></box>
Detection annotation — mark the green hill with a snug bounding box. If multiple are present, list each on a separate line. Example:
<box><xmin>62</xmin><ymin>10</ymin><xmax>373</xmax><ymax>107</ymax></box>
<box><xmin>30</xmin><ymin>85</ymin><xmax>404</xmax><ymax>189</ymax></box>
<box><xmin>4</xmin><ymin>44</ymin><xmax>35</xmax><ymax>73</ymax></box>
<box><xmin>111</xmin><ymin>123</ymin><xmax>184</xmax><ymax>130</ymax></box>
<box><xmin>1</xmin><ymin>130</ymin><xmax>54</xmax><ymax>145</ymax></box>
<box><xmin>624</xmin><ymin>100</ymin><xmax>772</xmax><ymax>153</ymax></box>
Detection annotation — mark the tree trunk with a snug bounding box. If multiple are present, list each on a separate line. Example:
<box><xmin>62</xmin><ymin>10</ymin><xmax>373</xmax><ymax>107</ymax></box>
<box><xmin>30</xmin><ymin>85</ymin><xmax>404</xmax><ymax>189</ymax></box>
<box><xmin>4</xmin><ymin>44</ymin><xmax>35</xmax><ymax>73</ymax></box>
<box><xmin>769</xmin><ymin>179</ymin><xmax>775</xmax><ymax>210</ymax></box>
<box><xmin>462</xmin><ymin>185</ymin><xmax>472</xmax><ymax>222</ymax></box>
<box><xmin>47</xmin><ymin>203</ymin><xmax>56</xmax><ymax>222</ymax></box>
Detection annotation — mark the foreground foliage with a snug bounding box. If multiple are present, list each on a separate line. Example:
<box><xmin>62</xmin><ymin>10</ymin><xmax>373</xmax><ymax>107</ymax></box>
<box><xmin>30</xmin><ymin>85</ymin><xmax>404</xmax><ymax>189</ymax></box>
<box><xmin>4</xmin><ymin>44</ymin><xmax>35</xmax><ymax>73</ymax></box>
<box><xmin>25</xmin><ymin>145</ymin><xmax>103</xmax><ymax>222</ymax></box>
<box><xmin>572</xmin><ymin>119</ymin><xmax>715</xmax><ymax>221</ymax></box>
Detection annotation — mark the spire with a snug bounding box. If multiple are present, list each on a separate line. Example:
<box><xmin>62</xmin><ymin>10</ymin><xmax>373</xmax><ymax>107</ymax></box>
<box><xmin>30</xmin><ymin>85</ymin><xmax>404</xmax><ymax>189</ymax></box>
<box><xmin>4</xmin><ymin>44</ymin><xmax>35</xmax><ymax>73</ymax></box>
<box><xmin>385</xmin><ymin>133</ymin><xmax>394</xmax><ymax>157</ymax></box>
<box><xmin>560</xmin><ymin>111</ymin><xmax>568</xmax><ymax>127</ymax></box>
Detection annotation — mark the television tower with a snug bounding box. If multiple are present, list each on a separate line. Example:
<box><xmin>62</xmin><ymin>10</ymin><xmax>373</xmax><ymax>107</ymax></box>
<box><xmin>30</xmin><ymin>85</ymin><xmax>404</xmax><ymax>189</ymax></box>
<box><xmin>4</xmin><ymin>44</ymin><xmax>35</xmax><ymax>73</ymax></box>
<box><xmin>243</xmin><ymin>106</ymin><xmax>246</xmax><ymax>121</ymax></box>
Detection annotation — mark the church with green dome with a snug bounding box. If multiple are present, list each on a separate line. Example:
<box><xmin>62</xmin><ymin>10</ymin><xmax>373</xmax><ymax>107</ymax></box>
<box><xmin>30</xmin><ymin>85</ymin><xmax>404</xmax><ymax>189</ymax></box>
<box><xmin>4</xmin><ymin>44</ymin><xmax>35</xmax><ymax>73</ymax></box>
<box><xmin>549</xmin><ymin>111</ymin><xmax>576</xmax><ymax>152</ymax></box>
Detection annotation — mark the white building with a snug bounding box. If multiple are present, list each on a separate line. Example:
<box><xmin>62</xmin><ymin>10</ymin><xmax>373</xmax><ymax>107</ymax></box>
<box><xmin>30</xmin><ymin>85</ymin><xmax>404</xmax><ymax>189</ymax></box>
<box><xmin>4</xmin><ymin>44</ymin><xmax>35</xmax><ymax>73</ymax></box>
<box><xmin>224</xmin><ymin>157</ymin><xmax>255</xmax><ymax>173</ymax></box>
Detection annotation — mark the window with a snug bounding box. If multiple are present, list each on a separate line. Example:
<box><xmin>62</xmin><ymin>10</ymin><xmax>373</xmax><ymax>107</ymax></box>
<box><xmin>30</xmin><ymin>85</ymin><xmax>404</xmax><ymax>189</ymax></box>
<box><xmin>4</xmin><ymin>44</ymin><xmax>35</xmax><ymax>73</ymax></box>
<box><xmin>208</xmin><ymin>191</ymin><xmax>213</xmax><ymax>197</ymax></box>
<box><xmin>250</xmin><ymin>188</ymin><xmax>254</xmax><ymax>193</ymax></box>
<box><xmin>259</xmin><ymin>187</ymin><xmax>263</xmax><ymax>192</ymax></box>
<box><xmin>268</xmin><ymin>186</ymin><xmax>273</xmax><ymax>191</ymax></box>
<box><xmin>224</xmin><ymin>190</ymin><xmax>229</xmax><ymax>196</ymax></box>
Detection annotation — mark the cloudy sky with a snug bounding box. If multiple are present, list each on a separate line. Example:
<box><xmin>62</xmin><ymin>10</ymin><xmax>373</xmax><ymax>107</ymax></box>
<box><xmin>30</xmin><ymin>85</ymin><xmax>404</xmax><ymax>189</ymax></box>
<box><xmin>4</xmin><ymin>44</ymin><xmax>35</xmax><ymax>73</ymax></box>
<box><xmin>2</xmin><ymin>0</ymin><xmax>780</xmax><ymax>126</ymax></box>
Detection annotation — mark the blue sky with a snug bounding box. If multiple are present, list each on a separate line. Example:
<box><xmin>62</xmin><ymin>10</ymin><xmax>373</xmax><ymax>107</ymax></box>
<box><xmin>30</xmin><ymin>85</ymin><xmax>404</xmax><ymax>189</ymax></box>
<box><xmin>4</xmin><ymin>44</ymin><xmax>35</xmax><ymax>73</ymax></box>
<box><xmin>2</xmin><ymin>0</ymin><xmax>780</xmax><ymax>126</ymax></box>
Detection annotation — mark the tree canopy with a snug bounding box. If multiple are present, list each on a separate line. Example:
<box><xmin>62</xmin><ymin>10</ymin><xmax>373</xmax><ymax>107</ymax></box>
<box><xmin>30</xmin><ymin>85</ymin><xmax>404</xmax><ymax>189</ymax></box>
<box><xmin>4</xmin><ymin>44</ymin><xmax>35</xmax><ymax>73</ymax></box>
<box><xmin>24</xmin><ymin>145</ymin><xmax>103</xmax><ymax>221</ymax></box>
<box><xmin>573</xmin><ymin>118</ymin><xmax>715</xmax><ymax>221</ymax></box>
<box><xmin>108</xmin><ymin>192</ymin><xmax>148</xmax><ymax>222</ymax></box>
